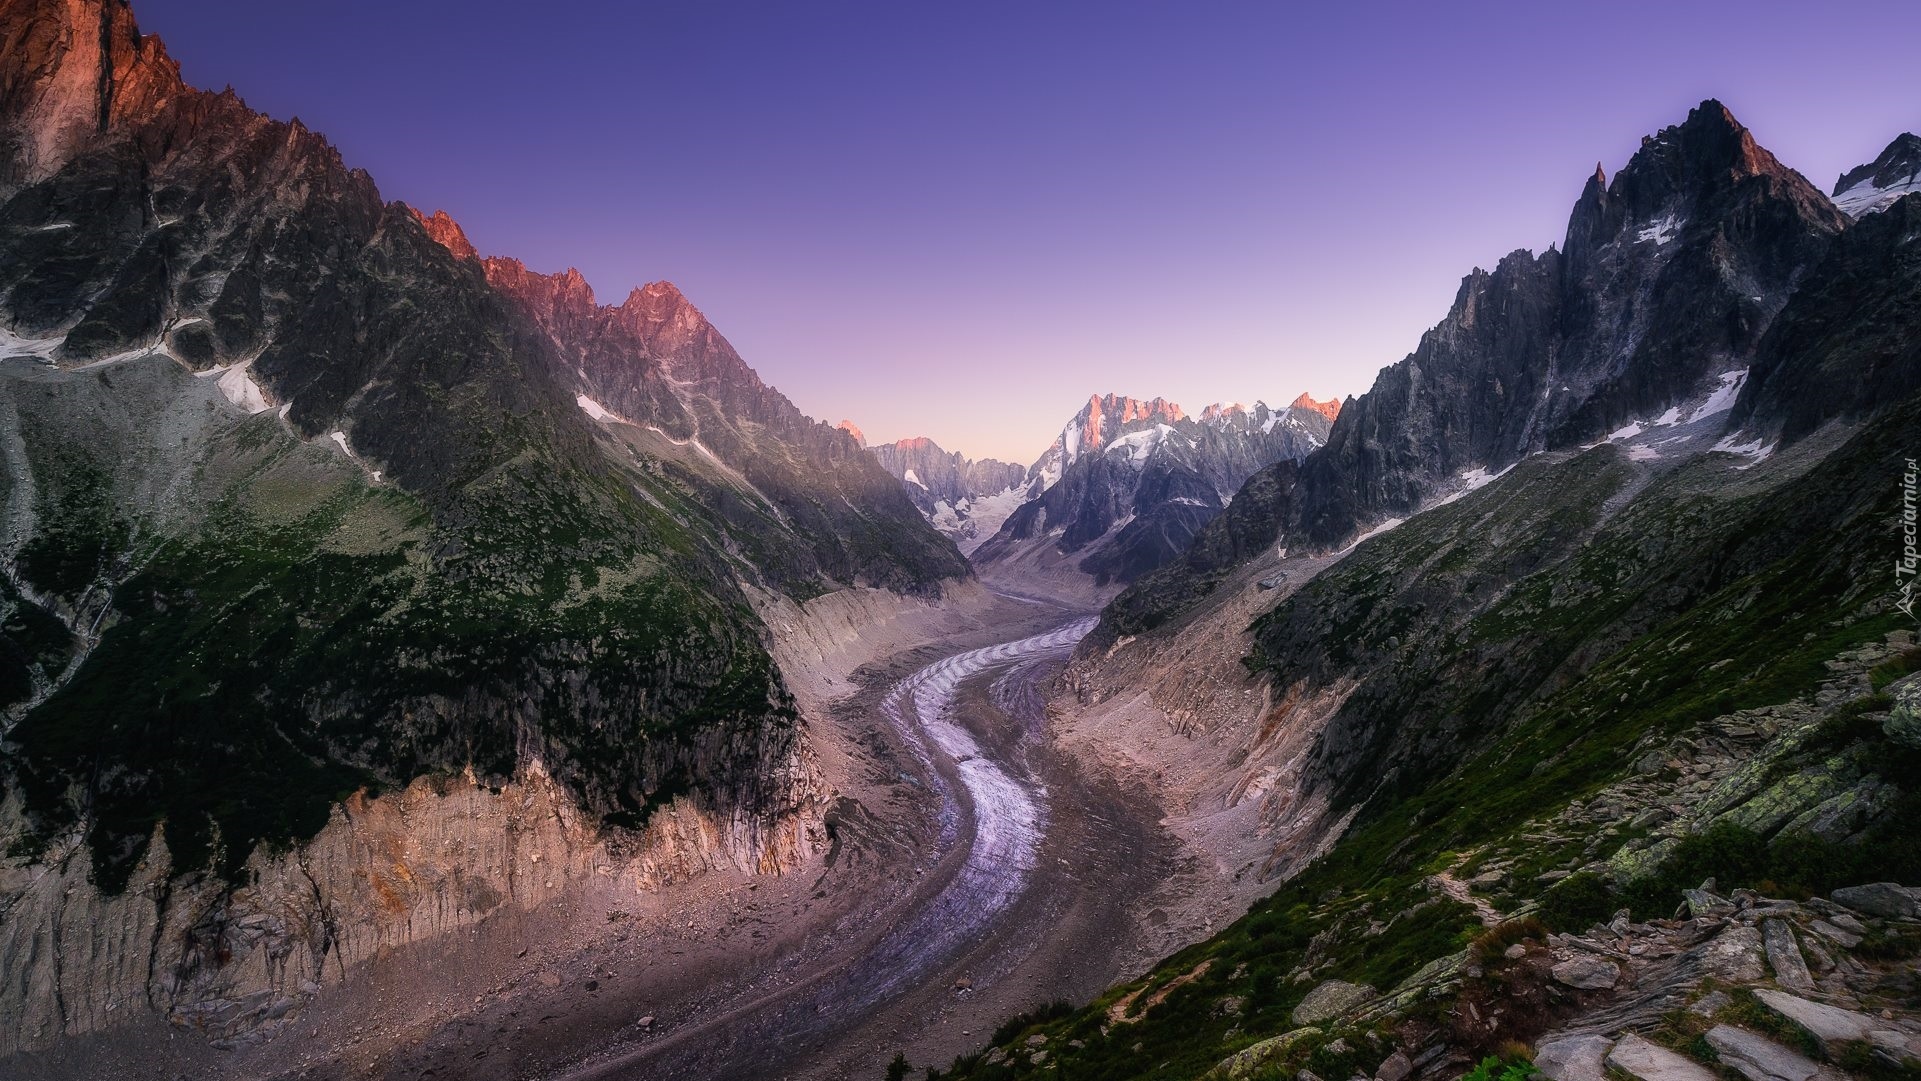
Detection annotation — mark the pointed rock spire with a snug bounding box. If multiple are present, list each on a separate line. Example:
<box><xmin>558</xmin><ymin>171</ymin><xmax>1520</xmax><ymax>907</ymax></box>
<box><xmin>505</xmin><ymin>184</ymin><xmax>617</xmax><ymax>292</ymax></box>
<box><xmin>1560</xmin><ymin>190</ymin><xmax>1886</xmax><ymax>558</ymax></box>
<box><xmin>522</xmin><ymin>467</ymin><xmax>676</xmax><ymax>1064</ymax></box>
<box><xmin>409</xmin><ymin>207</ymin><xmax>478</xmax><ymax>262</ymax></box>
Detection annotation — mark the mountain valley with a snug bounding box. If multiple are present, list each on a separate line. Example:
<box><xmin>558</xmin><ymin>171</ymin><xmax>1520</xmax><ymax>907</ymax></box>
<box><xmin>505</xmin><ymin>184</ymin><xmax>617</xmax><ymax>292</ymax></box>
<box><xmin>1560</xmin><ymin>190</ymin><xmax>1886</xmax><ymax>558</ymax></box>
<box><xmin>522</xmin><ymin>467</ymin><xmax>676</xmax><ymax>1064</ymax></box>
<box><xmin>0</xmin><ymin>4</ymin><xmax>1917</xmax><ymax>1081</ymax></box>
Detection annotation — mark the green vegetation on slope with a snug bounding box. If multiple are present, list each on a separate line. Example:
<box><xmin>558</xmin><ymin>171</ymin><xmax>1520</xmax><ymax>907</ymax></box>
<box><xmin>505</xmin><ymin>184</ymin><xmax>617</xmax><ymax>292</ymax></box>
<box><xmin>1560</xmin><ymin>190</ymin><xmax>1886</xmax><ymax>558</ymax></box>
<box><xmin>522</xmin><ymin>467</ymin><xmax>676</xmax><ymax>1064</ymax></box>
<box><xmin>935</xmin><ymin>398</ymin><xmax>1920</xmax><ymax>1080</ymax></box>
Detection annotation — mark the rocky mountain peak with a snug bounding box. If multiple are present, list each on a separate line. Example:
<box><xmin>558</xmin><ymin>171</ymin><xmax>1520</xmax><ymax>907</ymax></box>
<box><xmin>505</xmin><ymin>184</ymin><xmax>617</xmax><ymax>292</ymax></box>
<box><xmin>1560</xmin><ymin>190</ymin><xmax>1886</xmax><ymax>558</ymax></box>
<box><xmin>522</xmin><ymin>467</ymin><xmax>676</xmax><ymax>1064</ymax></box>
<box><xmin>1837</xmin><ymin>132</ymin><xmax>1921</xmax><ymax>192</ymax></box>
<box><xmin>609</xmin><ymin>279</ymin><xmax>726</xmax><ymax>361</ymax></box>
<box><xmin>837</xmin><ymin>419</ymin><xmax>866</xmax><ymax>448</ymax></box>
<box><xmin>1832</xmin><ymin>132</ymin><xmax>1921</xmax><ymax>218</ymax></box>
<box><xmin>1289</xmin><ymin>393</ymin><xmax>1342</xmax><ymax>422</ymax></box>
<box><xmin>1200</xmin><ymin>402</ymin><xmax>1247</xmax><ymax>424</ymax></box>
<box><xmin>409</xmin><ymin>207</ymin><xmax>478</xmax><ymax>262</ymax></box>
<box><xmin>481</xmin><ymin>257</ymin><xmax>599</xmax><ymax>325</ymax></box>
<box><xmin>0</xmin><ymin>0</ymin><xmax>187</xmax><ymax>184</ymax></box>
<box><xmin>1070</xmin><ymin>393</ymin><xmax>1186</xmax><ymax>457</ymax></box>
<box><xmin>1563</xmin><ymin>99</ymin><xmax>1839</xmax><ymax>271</ymax></box>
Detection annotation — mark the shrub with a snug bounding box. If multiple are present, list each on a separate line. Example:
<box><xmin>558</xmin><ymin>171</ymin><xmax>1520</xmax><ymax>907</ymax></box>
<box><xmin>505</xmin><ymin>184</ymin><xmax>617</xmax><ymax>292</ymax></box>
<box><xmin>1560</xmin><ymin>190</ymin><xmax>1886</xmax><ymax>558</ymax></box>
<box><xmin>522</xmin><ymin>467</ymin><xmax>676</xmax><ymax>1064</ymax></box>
<box><xmin>1537</xmin><ymin>872</ymin><xmax>1613</xmax><ymax>931</ymax></box>
<box><xmin>1460</xmin><ymin>1053</ymin><xmax>1534</xmax><ymax>1081</ymax></box>
<box><xmin>1470</xmin><ymin>916</ymin><xmax>1548</xmax><ymax>960</ymax></box>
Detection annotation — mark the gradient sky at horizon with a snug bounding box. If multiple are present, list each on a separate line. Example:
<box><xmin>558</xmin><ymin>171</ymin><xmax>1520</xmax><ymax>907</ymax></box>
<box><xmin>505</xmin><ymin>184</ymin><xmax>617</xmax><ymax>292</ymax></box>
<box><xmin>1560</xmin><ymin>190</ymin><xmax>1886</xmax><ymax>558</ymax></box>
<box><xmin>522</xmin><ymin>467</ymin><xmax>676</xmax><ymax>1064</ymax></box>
<box><xmin>135</xmin><ymin>0</ymin><xmax>1921</xmax><ymax>464</ymax></box>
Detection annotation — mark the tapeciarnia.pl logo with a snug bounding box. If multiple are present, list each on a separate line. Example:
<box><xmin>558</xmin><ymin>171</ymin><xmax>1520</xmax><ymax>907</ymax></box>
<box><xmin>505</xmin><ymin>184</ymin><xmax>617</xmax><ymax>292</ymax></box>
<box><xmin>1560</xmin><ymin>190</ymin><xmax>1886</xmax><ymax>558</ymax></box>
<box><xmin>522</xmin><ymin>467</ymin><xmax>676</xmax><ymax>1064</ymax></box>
<box><xmin>1901</xmin><ymin>457</ymin><xmax>1919</xmax><ymax>620</ymax></box>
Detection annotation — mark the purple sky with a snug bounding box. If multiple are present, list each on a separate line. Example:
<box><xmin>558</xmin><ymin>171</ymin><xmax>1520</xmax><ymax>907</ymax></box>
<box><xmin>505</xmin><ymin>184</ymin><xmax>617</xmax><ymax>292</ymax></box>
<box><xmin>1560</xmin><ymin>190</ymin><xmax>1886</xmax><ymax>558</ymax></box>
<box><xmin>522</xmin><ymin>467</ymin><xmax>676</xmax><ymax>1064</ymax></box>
<box><xmin>135</xmin><ymin>0</ymin><xmax>1921</xmax><ymax>465</ymax></box>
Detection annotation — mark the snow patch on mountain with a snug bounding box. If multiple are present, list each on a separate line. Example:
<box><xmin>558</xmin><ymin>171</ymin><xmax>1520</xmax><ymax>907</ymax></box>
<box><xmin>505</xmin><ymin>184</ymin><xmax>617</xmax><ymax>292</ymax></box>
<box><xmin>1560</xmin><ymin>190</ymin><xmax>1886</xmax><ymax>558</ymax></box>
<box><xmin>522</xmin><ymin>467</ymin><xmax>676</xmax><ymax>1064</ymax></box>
<box><xmin>1105</xmin><ymin>423</ymin><xmax>1184</xmax><ymax>464</ymax></box>
<box><xmin>1712</xmin><ymin>433</ymin><xmax>1776</xmax><ymax>469</ymax></box>
<box><xmin>1338</xmin><ymin>516</ymin><xmax>1406</xmax><ymax>556</ymax></box>
<box><xmin>0</xmin><ymin>324</ymin><xmax>65</xmax><ymax>362</ymax></box>
<box><xmin>1636</xmin><ymin>213</ymin><xmax>1684</xmax><ymax>246</ymax></box>
<box><xmin>1834</xmin><ymin>175</ymin><xmax>1921</xmax><ymax>219</ymax></box>
<box><xmin>1685</xmin><ymin>368</ymin><xmax>1748</xmax><ymax>422</ymax></box>
<box><xmin>196</xmin><ymin>360</ymin><xmax>272</xmax><ymax>413</ymax></box>
<box><xmin>576</xmin><ymin>394</ymin><xmax>618</xmax><ymax>422</ymax></box>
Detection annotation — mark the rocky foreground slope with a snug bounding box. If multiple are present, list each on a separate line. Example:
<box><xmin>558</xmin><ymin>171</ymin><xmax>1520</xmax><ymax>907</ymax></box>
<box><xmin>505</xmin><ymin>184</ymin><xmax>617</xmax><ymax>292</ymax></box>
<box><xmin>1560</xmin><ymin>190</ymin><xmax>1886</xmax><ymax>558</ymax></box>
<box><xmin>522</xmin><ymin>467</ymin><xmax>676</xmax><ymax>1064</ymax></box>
<box><xmin>922</xmin><ymin>111</ymin><xmax>1921</xmax><ymax>1081</ymax></box>
<box><xmin>0</xmin><ymin>0</ymin><xmax>966</xmax><ymax>1061</ymax></box>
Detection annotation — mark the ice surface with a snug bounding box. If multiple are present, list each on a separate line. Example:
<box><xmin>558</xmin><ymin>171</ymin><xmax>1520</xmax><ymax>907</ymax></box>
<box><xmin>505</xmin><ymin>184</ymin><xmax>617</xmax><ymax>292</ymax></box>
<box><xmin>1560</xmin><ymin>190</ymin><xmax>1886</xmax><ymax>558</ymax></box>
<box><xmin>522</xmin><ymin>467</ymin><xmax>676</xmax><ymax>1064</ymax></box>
<box><xmin>1834</xmin><ymin>175</ymin><xmax>1921</xmax><ymax>219</ymax></box>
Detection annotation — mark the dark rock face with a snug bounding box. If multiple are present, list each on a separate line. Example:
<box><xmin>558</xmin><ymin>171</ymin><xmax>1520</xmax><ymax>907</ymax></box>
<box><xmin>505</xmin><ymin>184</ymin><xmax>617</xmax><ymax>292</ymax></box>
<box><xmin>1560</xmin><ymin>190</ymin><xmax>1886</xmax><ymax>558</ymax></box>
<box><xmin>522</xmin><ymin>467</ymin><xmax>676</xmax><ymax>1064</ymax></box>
<box><xmin>1831</xmin><ymin>132</ymin><xmax>1921</xmax><ymax>217</ymax></box>
<box><xmin>0</xmin><ymin>0</ymin><xmax>957</xmax><ymax>905</ymax></box>
<box><xmin>974</xmin><ymin>395</ymin><xmax>1331</xmax><ymax>584</ymax></box>
<box><xmin>1101</xmin><ymin>101</ymin><xmax>1849</xmax><ymax>635</ymax></box>
<box><xmin>1297</xmin><ymin>101</ymin><xmax>1842</xmax><ymax>549</ymax></box>
<box><xmin>869</xmin><ymin>436</ymin><xmax>1025</xmax><ymax>517</ymax></box>
<box><xmin>481</xmin><ymin>257</ymin><xmax>968</xmax><ymax>595</ymax></box>
<box><xmin>1734</xmin><ymin>191</ymin><xmax>1921</xmax><ymax>443</ymax></box>
<box><xmin>1102</xmin><ymin>460</ymin><xmax>1303</xmax><ymax>635</ymax></box>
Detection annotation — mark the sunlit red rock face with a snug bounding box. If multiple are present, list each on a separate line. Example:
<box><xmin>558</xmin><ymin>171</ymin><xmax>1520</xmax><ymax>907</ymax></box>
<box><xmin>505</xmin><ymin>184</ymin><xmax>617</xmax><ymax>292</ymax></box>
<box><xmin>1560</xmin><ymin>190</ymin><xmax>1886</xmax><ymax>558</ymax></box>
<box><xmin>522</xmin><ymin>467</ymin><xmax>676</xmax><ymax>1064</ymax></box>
<box><xmin>1077</xmin><ymin>393</ymin><xmax>1184</xmax><ymax>455</ymax></box>
<box><xmin>410</xmin><ymin>207</ymin><xmax>478</xmax><ymax>262</ymax></box>
<box><xmin>1289</xmin><ymin>392</ymin><xmax>1342</xmax><ymax>422</ymax></box>
<box><xmin>837</xmin><ymin>419</ymin><xmax>866</xmax><ymax>447</ymax></box>
<box><xmin>0</xmin><ymin>0</ymin><xmax>185</xmax><ymax>185</ymax></box>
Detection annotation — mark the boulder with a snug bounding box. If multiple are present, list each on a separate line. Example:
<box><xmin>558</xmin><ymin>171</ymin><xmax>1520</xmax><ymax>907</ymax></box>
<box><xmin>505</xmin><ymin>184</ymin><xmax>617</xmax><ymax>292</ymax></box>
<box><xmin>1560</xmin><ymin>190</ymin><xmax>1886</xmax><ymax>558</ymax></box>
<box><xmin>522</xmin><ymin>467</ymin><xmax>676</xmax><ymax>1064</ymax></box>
<box><xmin>1831</xmin><ymin>883</ymin><xmax>1920</xmax><ymax>919</ymax></box>
<box><xmin>1375</xmin><ymin>1050</ymin><xmax>1413</xmax><ymax>1081</ymax></box>
<box><xmin>1550</xmin><ymin>956</ymin><xmax>1621</xmax><ymax>990</ymax></box>
<box><xmin>1535</xmin><ymin>1033</ymin><xmax>1614</xmax><ymax>1081</ymax></box>
<box><xmin>1202</xmin><ymin>1026</ymin><xmax>1322</xmax><ymax>1080</ymax></box>
<box><xmin>1761</xmin><ymin>921</ymin><xmax>1813</xmax><ymax>991</ymax></box>
<box><xmin>1606</xmin><ymin>1034</ymin><xmax>1717</xmax><ymax>1081</ymax></box>
<box><xmin>1807</xmin><ymin>920</ymin><xmax>1861</xmax><ymax>949</ymax></box>
<box><xmin>1688</xmin><ymin>990</ymin><xmax>1732</xmax><ymax>1016</ymax></box>
<box><xmin>1682</xmin><ymin>889</ymin><xmax>1732</xmax><ymax>917</ymax></box>
<box><xmin>1292</xmin><ymin>981</ymin><xmax>1375</xmax><ymax>1025</ymax></box>
<box><xmin>1753</xmin><ymin>990</ymin><xmax>1920</xmax><ymax>1062</ymax></box>
<box><xmin>1700</xmin><ymin>925</ymin><xmax>1766</xmax><ymax>981</ymax></box>
<box><xmin>1703</xmin><ymin>1025</ymin><xmax>1838</xmax><ymax>1081</ymax></box>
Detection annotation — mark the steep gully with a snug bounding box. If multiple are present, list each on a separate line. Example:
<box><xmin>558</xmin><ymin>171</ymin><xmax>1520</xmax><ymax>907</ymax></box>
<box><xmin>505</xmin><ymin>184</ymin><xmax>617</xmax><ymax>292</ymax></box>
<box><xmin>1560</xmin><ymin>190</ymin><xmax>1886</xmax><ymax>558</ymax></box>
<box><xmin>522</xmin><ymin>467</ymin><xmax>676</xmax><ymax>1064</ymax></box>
<box><xmin>556</xmin><ymin>599</ymin><xmax>1159</xmax><ymax>1081</ymax></box>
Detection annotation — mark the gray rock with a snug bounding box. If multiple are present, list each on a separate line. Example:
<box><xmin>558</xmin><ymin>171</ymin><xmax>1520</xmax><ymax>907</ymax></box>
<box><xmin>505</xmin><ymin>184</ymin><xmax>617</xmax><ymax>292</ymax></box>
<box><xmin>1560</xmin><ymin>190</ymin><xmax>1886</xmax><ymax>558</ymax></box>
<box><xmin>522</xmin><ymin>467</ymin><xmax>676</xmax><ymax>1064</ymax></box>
<box><xmin>1762</xmin><ymin>920</ymin><xmax>1813</xmax><ymax>991</ymax></box>
<box><xmin>1887</xmin><ymin>675</ymin><xmax>1921</xmax><ymax>748</ymax></box>
<box><xmin>1207</xmin><ymin>1027</ymin><xmax>1322</xmax><ymax>1080</ymax></box>
<box><xmin>1826</xmin><ymin>912</ymin><xmax>1865</xmax><ymax>934</ymax></box>
<box><xmin>1807</xmin><ymin>920</ymin><xmax>1861</xmax><ymax>949</ymax></box>
<box><xmin>1831</xmin><ymin>883</ymin><xmax>1920</xmax><ymax>919</ymax></box>
<box><xmin>1293</xmin><ymin>981</ymin><xmax>1376</xmax><ymax>1026</ymax></box>
<box><xmin>1606</xmin><ymin>1034</ymin><xmax>1718</xmax><ymax>1081</ymax></box>
<box><xmin>1689</xmin><ymin>991</ymin><xmax>1732</xmax><ymax>1017</ymax></box>
<box><xmin>1703</xmin><ymin>1024</ymin><xmax>1837</xmax><ymax>1081</ymax></box>
<box><xmin>1504</xmin><ymin>944</ymin><xmax>1528</xmax><ymax>960</ymax></box>
<box><xmin>1700</xmin><ymin>924</ymin><xmax>1767</xmax><ymax>981</ymax></box>
<box><xmin>1753</xmin><ymin>990</ymin><xmax>1918</xmax><ymax>1060</ymax></box>
<box><xmin>1375</xmin><ymin>1050</ymin><xmax>1413</xmax><ymax>1081</ymax></box>
<box><xmin>1683</xmin><ymin>889</ymin><xmax>1732</xmax><ymax>917</ymax></box>
<box><xmin>1535</xmin><ymin>1033</ymin><xmax>1614</xmax><ymax>1081</ymax></box>
<box><xmin>1550</xmin><ymin>956</ymin><xmax>1621</xmax><ymax>990</ymax></box>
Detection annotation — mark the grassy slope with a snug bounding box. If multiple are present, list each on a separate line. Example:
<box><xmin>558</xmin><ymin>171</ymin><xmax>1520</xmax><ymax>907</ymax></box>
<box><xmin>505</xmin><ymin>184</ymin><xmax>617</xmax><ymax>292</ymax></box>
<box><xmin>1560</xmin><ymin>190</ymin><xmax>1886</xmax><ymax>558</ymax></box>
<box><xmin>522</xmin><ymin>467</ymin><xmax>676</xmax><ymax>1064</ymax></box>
<box><xmin>931</xmin><ymin>398</ymin><xmax>1921</xmax><ymax>1081</ymax></box>
<box><xmin>1</xmin><ymin>398</ymin><xmax>792</xmax><ymax>892</ymax></box>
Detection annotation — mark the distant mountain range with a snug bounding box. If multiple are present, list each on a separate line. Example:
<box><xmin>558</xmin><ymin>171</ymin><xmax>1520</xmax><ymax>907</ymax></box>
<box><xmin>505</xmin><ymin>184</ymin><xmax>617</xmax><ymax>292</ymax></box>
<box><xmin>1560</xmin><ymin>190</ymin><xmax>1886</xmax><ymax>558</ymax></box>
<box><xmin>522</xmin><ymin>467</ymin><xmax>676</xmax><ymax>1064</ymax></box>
<box><xmin>868</xmin><ymin>392</ymin><xmax>1339</xmax><ymax>582</ymax></box>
